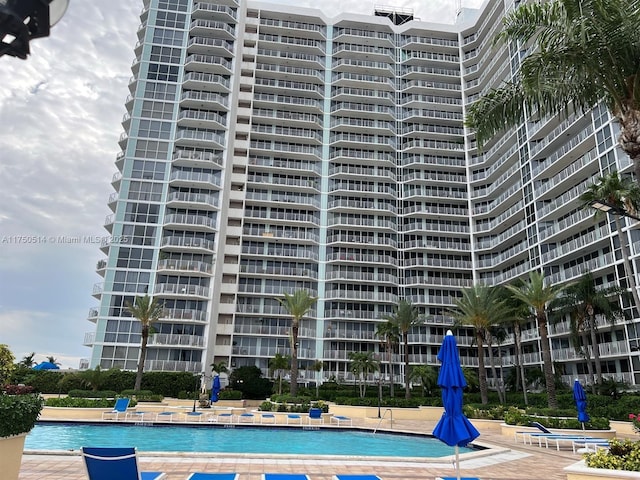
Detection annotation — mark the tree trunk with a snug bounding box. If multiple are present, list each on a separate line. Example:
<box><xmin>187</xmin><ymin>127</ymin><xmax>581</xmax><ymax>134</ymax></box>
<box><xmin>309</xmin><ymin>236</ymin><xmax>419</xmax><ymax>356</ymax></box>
<box><xmin>614</xmin><ymin>215</ymin><xmax>640</xmax><ymax>317</ymax></box>
<box><xmin>404</xmin><ymin>335</ymin><xmax>411</xmax><ymax>399</ymax></box>
<box><xmin>135</xmin><ymin>325</ymin><xmax>149</xmax><ymax>391</ymax></box>
<box><xmin>581</xmin><ymin>330</ymin><xmax>596</xmax><ymax>394</ymax></box>
<box><xmin>514</xmin><ymin>322</ymin><xmax>528</xmax><ymax>405</ymax></box>
<box><xmin>538</xmin><ymin>314</ymin><xmax>557</xmax><ymax>409</ymax></box>
<box><xmin>387</xmin><ymin>339</ymin><xmax>394</xmax><ymax>398</ymax></box>
<box><xmin>477</xmin><ymin>332</ymin><xmax>488</xmax><ymax>405</ymax></box>
<box><xmin>588</xmin><ymin>315</ymin><xmax>604</xmax><ymax>386</ymax></box>
<box><xmin>290</xmin><ymin>322</ymin><xmax>299</xmax><ymax>396</ymax></box>
<box><xmin>486</xmin><ymin>335</ymin><xmax>504</xmax><ymax>404</ymax></box>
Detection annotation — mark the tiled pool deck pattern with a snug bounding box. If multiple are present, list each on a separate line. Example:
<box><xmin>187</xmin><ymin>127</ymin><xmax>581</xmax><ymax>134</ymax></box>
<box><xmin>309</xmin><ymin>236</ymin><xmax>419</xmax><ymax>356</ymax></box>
<box><xmin>19</xmin><ymin>418</ymin><xmax>584</xmax><ymax>480</ymax></box>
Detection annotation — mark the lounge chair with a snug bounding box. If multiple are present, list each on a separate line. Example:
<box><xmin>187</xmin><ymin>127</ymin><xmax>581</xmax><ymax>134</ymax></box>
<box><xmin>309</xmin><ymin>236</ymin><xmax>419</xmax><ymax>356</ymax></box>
<box><xmin>238</xmin><ymin>412</ymin><xmax>255</xmax><ymax>423</ymax></box>
<box><xmin>186</xmin><ymin>474</ymin><xmax>239</xmax><ymax>480</ymax></box>
<box><xmin>307</xmin><ymin>408</ymin><xmax>324</xmax><ymax>425</ymax></box>
<box><xmin>183</xmin><ymin>411</ymin><xmax>204</xmax><ymax>422</ymax></box>
<box><xmin>218</xmin><ymin>412</ymin><xmax>234</xmax><ymax>423</ymax></box>
<box><xmin>125</xmin><ymin>411</ymin><xmax>156</xmax><ymax>422</ymax></box>
<box><xmin>286</xmin><ymin>414</ymin><xmax>302</xmax><ymax>424</ymax></box>
<box><xmin>333</xmin><ymin>476</ymin><xmax>382</xmax><ymax>480</ymax></box>
<box><xmin>260</xmin><ymin>413</ymin><xmax>276</xmax><ymax>424</ymax></box>
<box><xmin>263</xmin><ymin>474</ymin><xmax>310</xmax><ymax>480</ymax></box>
<box><xmin>572</xmin><ymin>438</ymin><xmax>610</xmax><ymax>454</ymax></box>
<box><xmin>81</xmin><ymin>446</ymin><xmax>166</xmax><ymax>480</ymax></box>
<box><xmin>513</xmin><ymin>421</ymin><xmax>553</xmax><ymax>442</ymax></box>
<box><xmin>330</xmin><ymin>415</ymin><xmax>352</xmax><ymax>426</ymax></box>
<box><xmin>156</xmin><ymin>411</ymin><xmax>176</xmax><ymax>422</ymax></box>
<box><xmin>102</xmin><ymin>398</ymin><xmax>130</xmax><ymax>421</ymax></box>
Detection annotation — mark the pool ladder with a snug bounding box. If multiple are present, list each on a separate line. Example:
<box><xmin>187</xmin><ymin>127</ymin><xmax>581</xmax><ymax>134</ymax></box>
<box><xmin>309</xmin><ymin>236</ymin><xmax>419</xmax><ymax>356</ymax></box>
<box><xmin>373</xmin><ymin>408</ymin><xmax>393</xmax><ymax>433</ymax></box>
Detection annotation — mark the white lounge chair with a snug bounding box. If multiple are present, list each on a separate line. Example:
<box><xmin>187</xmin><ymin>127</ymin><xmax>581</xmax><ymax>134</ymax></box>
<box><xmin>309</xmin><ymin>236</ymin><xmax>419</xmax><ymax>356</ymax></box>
<box><xmin>330</xmin><ymin>415</ymin><xmax>352</xmax><ymax>426</ymax></box>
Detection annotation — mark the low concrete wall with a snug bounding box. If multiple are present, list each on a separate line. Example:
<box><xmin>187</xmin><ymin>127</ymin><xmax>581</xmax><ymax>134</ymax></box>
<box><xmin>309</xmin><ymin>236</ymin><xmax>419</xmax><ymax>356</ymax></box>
<box><xmin>565</xmin><ymin>460</ymin><xmax>640</xmax><ymax>480</ymax></box>
<box><xmin>327</xmin><ymin>404</ymin><xmax>444</xmax><ymax>420</ymax></box>
<box><xmin>609</xmin><ymin>421</ymin><xmax>638</xmax><ymax>439</ymax></box>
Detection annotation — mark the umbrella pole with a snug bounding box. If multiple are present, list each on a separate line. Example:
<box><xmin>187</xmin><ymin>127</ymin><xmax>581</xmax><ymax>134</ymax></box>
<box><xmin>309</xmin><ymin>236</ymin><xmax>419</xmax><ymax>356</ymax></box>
<box><xmin>455</xmin><ymin>445</ymin><xmax>460</xmax><ymax>480</ymax></box>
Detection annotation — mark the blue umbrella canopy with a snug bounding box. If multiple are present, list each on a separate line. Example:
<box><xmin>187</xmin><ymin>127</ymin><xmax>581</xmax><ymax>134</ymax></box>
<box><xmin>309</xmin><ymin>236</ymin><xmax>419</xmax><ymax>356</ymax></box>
<box><xmin>210</xmin><ymin>375</ymin><xmax>221</xmax><ymax>403</ymax></box>
<box><xmin>432</xmin><ymin>331</ymin><xmax>480</xmax><ymax>447</ymax></box>
<box><xmin>573</xmin><ymin>379</ymin><xmax>590</xmax><ymax>424</ymax></box>
<box><xmin>32</xmin><ymin>362</ymin><xmax>60</xmax><ymax>370</ymax></box>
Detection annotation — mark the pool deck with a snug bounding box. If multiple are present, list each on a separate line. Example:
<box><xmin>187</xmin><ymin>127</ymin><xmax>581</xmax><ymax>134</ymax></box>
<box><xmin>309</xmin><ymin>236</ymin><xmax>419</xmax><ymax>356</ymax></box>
<box><xmin>18</xmin><ymin>417</ymin><xmax>584</xmax><ymax>480</ymax></box>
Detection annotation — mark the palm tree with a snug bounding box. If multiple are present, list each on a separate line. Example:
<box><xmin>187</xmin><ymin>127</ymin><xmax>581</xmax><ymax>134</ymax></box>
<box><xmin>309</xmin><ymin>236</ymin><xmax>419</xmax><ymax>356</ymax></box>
<box><xmin>409</xmin><ymin>365</ymin><xmax>438</xmax><ymax>397</ymax></box>
<box><xmin>20</xmin><ymin>352</ymin><xmax>36</xmax><ymax>368</ymax></box>
<box><xmin>268</xmin><ymin>353</ymin><xmax>290</xmax><ymax>395</ymax></box>
<box><xmin>580</xmin><ymin>171</ymin><xmax>640</xmax><ymax>315</ymax></box>
<box><xmin>210</xmin><ymin>361</ymin><xmax>228</xmax><ymax>376</ymax></box>
<box><xmin>449</xmin><ymin>285</ymin><xmax>510</xmax><ymax>405</ymax></box>
<box><xmin>126</xmin><ymin>294</ymin><xmax>164</xmax><ymax>391</ymax></box>
<box><xmin>276</xmin><ymin>289</ymin><xmax>318</xmax><ymax>395</ymax></box>
<box><xmin>465</xmin><ymin>0</ymin><xmax>640</xmax><ymax>181</ymax></box>
<box><xmin>506</xmin><ymin>271</ymin><xmax>565</xmax><ymax>409</ymax></box>
<box><xmin>550</xmin><ymin>272</ymin><xmax>627</xmax><ymax>391</ymax></box>
<box><xmin>383</xmin><ymin>298</ymin><xmax>422</xmax><ymax>399</ymax></box>
<box><xmin>499</xmin><ymin>286</ymin><xmax>531</xmax><ymax>405</ymax></box>
<box><xmin>374</xmin><ymin>320</ymin><xmax>400</xmax><ymax>398</ymax></box>
<box><xmin>309</xmin><ymin>359</ymin><xmax>324</xmax><ymax>398</ymax></box>
<box><xmin>347</xmin><ymin>351</ymin><xmax>379</xmax><ymax>398</ymax></box>
<box><xmin>46</xmin><ymin>356</ymin><xmax>60</xmax><ymax>366</ymax></box>
<box><xmin>79</xmin><ymin>366</ymin><xmax>105</xmax><ymax>391</ymax></box>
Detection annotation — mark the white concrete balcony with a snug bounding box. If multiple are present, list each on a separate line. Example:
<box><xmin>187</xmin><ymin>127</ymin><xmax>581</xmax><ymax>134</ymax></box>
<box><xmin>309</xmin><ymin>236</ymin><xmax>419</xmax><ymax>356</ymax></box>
<box><xmin>144</xmin><ymin>360</ymin><xmax>203</xmax><ymax>373</ymax></box>
<box><xmin>177</xmin><ymin>110</ymin><xmax>227</xmax><ymax>130</ymax></box>
<box><xmin>184</xmin><ymin>54</ymin><xmax>233</xmax><ymax>75</ymax></box>
<box><xmin>175</xmin><ymin>129</ymin><xmax>225</xmax><ymax>149</ymax></box>
<box><xmin>157</xmin><ymin>259</ymin><xmax>214</xmax><ymax>276</ymax></box>
<box><xmin>172</xmin><ymin>149</ymin><xmax>223</xmax><ymax>167</ymax></box>
<box><xmin>148</xmin><ymin>333</ymin><xmax>206</xmax><ymax>347</ymax></box>
<box><xmin>154</xmin><ymin>283</ymin><xmax>210</xmax><ymax>299</ymax></box>
<box><xmin>166</xmin><ymin>191</ymin><xmax>219</xmax><ymax>210</ymax></box>
<box><xmin>168</xmin><ymin>170</ymin><xmax>221</xmax><ymax>188</ymax></box>
<box><xmin>182</xmin><ymin>71</ymin><xmax>230</xmax><ymax>93</ymax></box>
<box><xmin>160</xmin><ymin>308</ymin><xmax>208</xmax><ymax>323</ymax></box>
<box><xmin>160</xmin><ymin>236</ymin><xmax>215</xmax><ymax>253</ymax></box>
<box><xmin>192</xmin><ymin>3</ymin><xmax>238</xmax><ymax>23</ymax></box>
<box><xmin>163</xmin><ymin>213</ymin><xmax>217</xmax><ymax>232</ymax></box>
<box><xmin>189</xmin><ymin>19</ymin><xmax>235</xmax><ymax>40</ymax></box>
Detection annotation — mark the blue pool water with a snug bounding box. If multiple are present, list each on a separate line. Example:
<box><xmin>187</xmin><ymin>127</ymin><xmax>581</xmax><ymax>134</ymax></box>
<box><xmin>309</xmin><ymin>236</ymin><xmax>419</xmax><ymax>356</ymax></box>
<box><xmin>26</xmin><ymin>422</ymin><xmax>475</xmax><ymax>458</ymax></box>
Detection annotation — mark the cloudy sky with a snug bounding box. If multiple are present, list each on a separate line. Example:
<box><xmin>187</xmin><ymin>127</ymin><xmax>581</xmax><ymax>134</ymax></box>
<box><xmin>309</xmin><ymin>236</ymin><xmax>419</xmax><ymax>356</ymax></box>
<box><xmin>0</xmin><ymin>0</ymin><xmax>484</xmax><ymax>369</ymax></box>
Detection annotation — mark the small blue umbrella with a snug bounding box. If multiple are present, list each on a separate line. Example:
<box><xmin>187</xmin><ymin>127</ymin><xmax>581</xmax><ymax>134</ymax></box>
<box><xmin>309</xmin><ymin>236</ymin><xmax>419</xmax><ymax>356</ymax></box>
<box><xmin>210</xmin><ymin>375</ymin><xmax>221</xmax><ymax>403</ymax></box>
<box><xmin>432</xmin><ymin>330</ymin><xmax>480</xmax><ymax>480</ymax></box>
<box><xmin>573</xmin><ymin>379</ymin><xmax>589</xmax><ymax>429</ymax></box>
<box><xmin>32</xmin><ymin>362</ymin><xmax>60</xmax><ymax>370</ymax></box>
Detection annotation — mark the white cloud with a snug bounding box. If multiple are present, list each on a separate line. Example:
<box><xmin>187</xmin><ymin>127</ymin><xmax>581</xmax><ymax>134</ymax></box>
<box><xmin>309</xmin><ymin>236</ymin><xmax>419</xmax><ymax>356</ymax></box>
<box><xmin>0</xmin><ymin>0</ymin><xmax>486</xmax><ymax>368</ymax></box>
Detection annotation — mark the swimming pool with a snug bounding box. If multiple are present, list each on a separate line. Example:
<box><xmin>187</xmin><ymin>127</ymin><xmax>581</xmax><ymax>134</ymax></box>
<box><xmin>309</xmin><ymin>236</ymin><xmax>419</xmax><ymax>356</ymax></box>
<box><xmin>26</xmin><ymin>422</ymin><xmax>475</xmax><ymax>458</ymax></box>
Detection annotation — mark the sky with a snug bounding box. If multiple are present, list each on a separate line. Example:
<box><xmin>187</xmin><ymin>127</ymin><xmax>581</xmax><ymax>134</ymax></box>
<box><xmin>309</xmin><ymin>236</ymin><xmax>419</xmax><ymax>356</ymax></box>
<box><xmin>0</xmin><ymin>0</ymin><xmax>484</xmax><ymax>370</ymax></box>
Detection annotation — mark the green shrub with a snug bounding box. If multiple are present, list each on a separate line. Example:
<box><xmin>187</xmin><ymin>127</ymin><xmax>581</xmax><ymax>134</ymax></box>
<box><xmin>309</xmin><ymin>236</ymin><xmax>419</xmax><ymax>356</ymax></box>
<box><xmin>0</xmin><ymin>394</ymin><xmax>44</xmax><ymax>437</ymax></box>
<box><xmin>503</xmin><ymin>408</ymin><xmax>610</xmax><ymax>430</ymax></box>
<box><xmin>259</xmin><ymin>401</ymin><xmax>273</xmax><ymax>411</ymax></box>
<box><xmin>24</xmin><ymin>371</ymin><xmax>64</xmax><ymax>393</ymax></box>
<box><xmin>45</xmin><ymin>397</ymin><xmax>137</xmax><ymax>408</ymax></box>
<box><xmin>585</xmin><ymin>439</ymin><xmax>640</xmax><ymax>471</ymax></box>
<box><xmin>68</xmin><ymin>389</ymin><xmax>118</xmax><ymax>398</ymax></box>
<box><xmin>219</xmin><ymin>389</ymin><xmax>242</xmax><ymax>400</ymax></box>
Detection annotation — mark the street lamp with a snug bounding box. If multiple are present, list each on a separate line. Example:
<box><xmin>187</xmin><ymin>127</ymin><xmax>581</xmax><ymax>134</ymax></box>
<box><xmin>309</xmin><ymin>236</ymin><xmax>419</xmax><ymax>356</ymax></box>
<box><xmin>0</xmin><ymin>0</ymin><xmax>69</xmax><ymax>59</ymax></box>
<box><xmin>589</xmin><ymin>200</ymin><xmax>640</xmax><ymax>221</ymax></box>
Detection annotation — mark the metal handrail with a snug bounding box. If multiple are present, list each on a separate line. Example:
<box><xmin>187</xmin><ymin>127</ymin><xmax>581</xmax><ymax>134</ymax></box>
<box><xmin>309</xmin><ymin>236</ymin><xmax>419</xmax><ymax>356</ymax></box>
<box><xmin>373</xmin><ymin>409</ymin><xmax>393</xmax><ymax>434</ymax></box>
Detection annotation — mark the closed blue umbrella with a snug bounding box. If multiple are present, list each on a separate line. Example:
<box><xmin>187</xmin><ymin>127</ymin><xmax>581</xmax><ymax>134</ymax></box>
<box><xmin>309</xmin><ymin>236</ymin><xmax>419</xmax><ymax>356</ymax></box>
<box><xmin>573</xmin><ymin>379</ymin><xmax>589</xmax><ymax>429</ymax></box>
<box><xmin>210</xmin><ymin>375</ymin><xmax>221</xmax><ymax>403</ymax></box>
<box><xmin>432</xmin><ymin>330</ymin><xmax>480</xmax><ymax>480</ymax></box>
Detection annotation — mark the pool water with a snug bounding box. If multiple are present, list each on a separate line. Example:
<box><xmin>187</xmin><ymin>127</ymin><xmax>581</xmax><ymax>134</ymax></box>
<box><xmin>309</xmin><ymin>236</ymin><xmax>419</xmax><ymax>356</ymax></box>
<box><xmin>26</xmin><ymin>423</ymin><xmax>475</xmax><ymax>458</ymax></box>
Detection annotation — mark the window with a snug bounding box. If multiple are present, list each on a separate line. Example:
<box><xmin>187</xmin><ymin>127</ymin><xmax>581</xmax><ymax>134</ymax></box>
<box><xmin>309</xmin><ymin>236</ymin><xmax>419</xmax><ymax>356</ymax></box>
<box><xmin>134</xmin><ymin>140</ymin><xmax>170</xmax><ymax>159</ymax></box>
<box><xmin>138</xmin><ymin>119</ymin><xmax>172</xmax><ymax>139</ymax></box>
<box><xmin>116</xmin><ymin>248</ymin><xmax>154</xmax><ymax>270</ymax></box>
<box><xmin>147</xmin><ymin>63</ymin><xmax>179</xmax><ymax>82</ymax></box>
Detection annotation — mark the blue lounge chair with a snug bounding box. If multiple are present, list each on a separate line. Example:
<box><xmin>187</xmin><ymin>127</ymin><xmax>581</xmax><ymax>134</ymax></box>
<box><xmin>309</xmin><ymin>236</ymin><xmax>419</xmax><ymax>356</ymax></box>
<box><xmin>156</xmin><ymin>411</ymin><xmax>176</xmax><ymax>422</ymax></box>
<box><xmin>307</xmin><ymin>408</ymin><xmax>324</xmax><ymax>425</ymax></box>
<box><xmin>102</xmin><ymin>398</ymin><xmax>130</xmax><ymax>421</ymax></box>
<box><xmin>238</xmin><ymin>412</ymin><xmax>255</xmax><ymax>423</ymax></box>
<box><xmin>286</xmin><ymin>414</ymin><xmax>302</xmax><ymax>424</ymax></box>
<box><xmin>330</xmin><ymin>415</ymin><xmax>352</xmax><ymax>426</ymax></box>
<box><xmin>186</xmin><ymin>474</ymin><xmax>239</xmax><ymax>480</ymax></box>
<box><xmin>261</xmin><ymin>413</ymin><xmax>276</xmax><ymax>424</ymax></box>
<box><xmin>81</xmin><ymin>446</ymin><xmax>165</xmax><ymax>480</ymax></box>
<box><xmin>263</xmin><ymin>475</ymin><xmax>310</xmax><ymax>480</ymax></box>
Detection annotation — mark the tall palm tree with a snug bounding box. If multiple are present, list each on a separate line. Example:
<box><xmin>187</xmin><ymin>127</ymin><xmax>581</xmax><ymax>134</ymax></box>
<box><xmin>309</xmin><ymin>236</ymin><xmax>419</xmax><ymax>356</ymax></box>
<box><xmin>550</xmin><ymin>272</ymin><xmax>627</xmax><ymax>391</ymax></box>
<box><xmin>580</xmin><ymin>171</ymin><xmax>640</xmax><ymax>315</ymax></box>
<box><xmin>449</xmin><ymin>285</ymin><xmax>510</xmax><ymax>405</ymax></box>
<box><xmin>383</xmin><ymin>299</ymin><xmax>422</xmax><ymax>399</ymax></box>
<box><xmin>46</xmin><ymin>356</ymin><xmax>60</xmax><ymax>366</ymax></box>
<box><xmin>374</xmin><ymin>320</ymin><xmax>400</xmax><ymax>398</ymax></box>
<box><xmin>268</xmin><ymin>353</ymin><xmax>290</xmax><ymax>395</ymax></box>
<box><xmin>465</xmin><ymin>0</ymin><xmax>640</xmax><ymax>180</ymax></box>
<box><xmin>126</xmin><ymin>294</ymin><xmax>164</xmax><ymax>391</ymax></box>
<box><xmin>276</xmin><ymin>289</ymin><xmax>318</xmax><ymax>395</ymax></box>
<box><xmin>506</xmin><ymin>271</ymin><xmax>565</xmax><ymax>409</ymax></box>
<box><xmin>498</xmin><ymin>285</ymin><xmax>531</xmax><ymax>405</ymax></box>
<box><xmin>347</xmin><ymin>351</ymin><xmax>379</xmax><ymax>398</ymax></box>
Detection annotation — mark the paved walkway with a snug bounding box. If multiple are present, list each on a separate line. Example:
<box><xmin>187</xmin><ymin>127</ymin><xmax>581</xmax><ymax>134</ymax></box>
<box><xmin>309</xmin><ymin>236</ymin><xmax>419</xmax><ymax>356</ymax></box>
<box><xmin>18</xmin><ymin>419</ymin><xmax>584</xmax><ymax>480</ymax></box>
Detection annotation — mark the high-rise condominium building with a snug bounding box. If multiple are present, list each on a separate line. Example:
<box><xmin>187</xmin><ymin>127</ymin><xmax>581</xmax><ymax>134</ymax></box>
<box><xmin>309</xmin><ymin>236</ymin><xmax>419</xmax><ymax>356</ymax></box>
<box><xmin>83</xmin><ymin>0</ymin><xmax>640</xmax><ymax>388</ymax></box>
